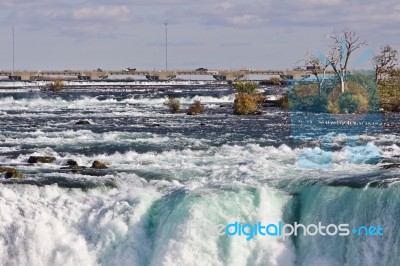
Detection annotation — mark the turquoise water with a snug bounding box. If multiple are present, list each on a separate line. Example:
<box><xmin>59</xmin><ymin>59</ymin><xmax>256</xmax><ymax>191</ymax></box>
<box><xmin>0</xmin><ymin>86</ymin><xmax>399</xmax><ymax>265</ymax></box>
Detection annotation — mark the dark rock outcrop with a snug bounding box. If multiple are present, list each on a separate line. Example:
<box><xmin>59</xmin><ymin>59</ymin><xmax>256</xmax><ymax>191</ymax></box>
<box><xmin>5</xmin><ymin>170</ymin><xmax>24</xmax><ymax>179</ymax></box>
<box><xmin>60</xmin><ymin>159</ymin><xmax>87</xmax><ymax>171</ymax></box>
<box><xmin>381</xmin><ymin>164</ymin><xmax>400</xmax><ymax>169</ymax></box>
<box><xmin>91</xmin><ymin>160</ymin><xmax>108</xmax><ymax>169</ymax></box>
<box><xmin>0</xmin><ymin>167</ymin><xmax>15</xmax><ymax>173</ymax></box>
<box><xmin>0</xmin><ymin>167</ymin><xmax>24</xmax><ymax>179</ymax></box>
<box><xmin>66</xmin><ymin>159</ymin><xmax>78</xmax><ymax>166</ymax></box>
<box><xmin>75</xmin><ymin>120</ymin><xmax>91</xmax><ymax>125</ymax></box>
<box><xmin>28</xmin><ymin>156</ymin><xmax>56</xmax><ymax>164</ymax></box>
<box><xmin>60</xmin><ymin>165</ymin><xmax>86</xmax><ymax>170</ymax></box>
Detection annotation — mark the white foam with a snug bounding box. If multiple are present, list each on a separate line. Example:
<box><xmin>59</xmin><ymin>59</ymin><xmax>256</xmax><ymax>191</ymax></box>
<box><xmin>0</xmin><ymin>94</ymin><xmax>234</xmax><ymax>113</ymax></box>
<box><xmin>2</xmin><ymin>138</ymin><xmax>394</xmax><ymax>186</ymax></box>
<box><xmin>0</xmin><ymin>80</ymin><xmax>228</xmax><ymax>88</ymax></box>
<box><xmin>0</xmin><ymin>184</ymin><xmax>160</xmax><ymax>266</ymax></box>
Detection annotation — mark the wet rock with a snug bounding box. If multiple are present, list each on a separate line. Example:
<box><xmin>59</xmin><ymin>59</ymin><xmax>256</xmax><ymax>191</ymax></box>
<box><xmin>0</xmin><ymin>167</ymin><xmax>24</xmax><ymax>179</ymax></box>
<box><xmin>0</xmin><ymin>167</ymin><xmax>16</xmax><ymax>173</ymax></box>
<box><xmin>60</xmin><ymin>165</ymin><xmax>86</xmax><ymax>170</ymax></box>
<box><xmin>75</xmin><ymin>120</ymin><xmax>91</xmax><ymax>125</ymax></box>
<box><xmin>61</xmin><ymin>160</ymin><xmax>86</xmax><ymax>171</ymax></box>
<box><xmin>66</xmin><ymin>159</ymin><xmax>78</xmax><ymax>166</ymax></box>
<box><xmin>380</xmin><ymin>158</ymin><xmax>396</xmax><ymax>164</ymax></box>
<box><xmin>91</xmin><ymin>160</ymin><xmax>108</xmax><ymax>169</ymax></box>
<box><xmin>5</xmin><ymin>170</ymin><xmax>24</xmax><ymax>179</ymax></box>
<box><xmin>381</xmin><ymin>164</ymin><xmax>400</xmax><ymax>169</ymax></box>
<box><xmin>28</xmin><ymin>156</ymin><xmax>56</xmax><ymax>164</ymax></box>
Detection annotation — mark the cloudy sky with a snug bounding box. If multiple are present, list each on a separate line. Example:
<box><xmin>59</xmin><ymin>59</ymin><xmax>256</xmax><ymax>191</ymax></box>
<box><xmin>0</xmin><ymin>0</ymin><xmax>399</xmax><ymax>71</ymax></box>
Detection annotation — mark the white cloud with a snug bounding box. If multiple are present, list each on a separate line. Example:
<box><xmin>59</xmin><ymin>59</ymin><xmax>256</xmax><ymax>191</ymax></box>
<box><xmin>215</xmin><ymin>2</ymin><xmax>234</xmax><ymax>11</ymax></box>
<box><xmin>227</xmin><ymin>14</ymin><xmax>263</xmax><ymax>26</ymax></box>
<box><xmin>72</xmin><ymin>6</ymin><xmax>133</xmax><ymax>22</ymax></box>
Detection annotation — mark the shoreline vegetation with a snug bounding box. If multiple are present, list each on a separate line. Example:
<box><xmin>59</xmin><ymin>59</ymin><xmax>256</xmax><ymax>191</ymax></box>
<box><xmin>279</xmin><ymin>27</ymin><xmax>399</xmax><ymax>114</ymax></box>
<box><xmin>278</xmin><ymin>68</ymin><xmax>400</xmax><ymax>114</ymax></box>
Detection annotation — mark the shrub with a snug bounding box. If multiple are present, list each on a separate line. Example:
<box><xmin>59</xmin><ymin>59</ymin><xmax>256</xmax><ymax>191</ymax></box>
<box><xmin>379</xmin><ymin>83</ymin><xmax>400</xmax><ymax>112</ymax></box>
<box><xmin>187</xmin><ymin>100</ymin><xmax>204</xmax><ymax>115</ymax></box>
<box><xmin>294</xmin><ymin>83</ymin><xmax>319</xmax><ymax>97</ymax></box>
<box><xmin>45</xmin><ymin>79</ymin><xmax>64</xmax><ymax>92</ymax></box>
<box><xmin>338</xmin><ymin>92</ymin><xmax>361</xmax><ymax>113</ymax></box>
<box><xmin>379</xmin><ymin>69</ymin><xmax>400</xmax><ymax>112</ymax></box>
<box><xmin>166</xmin><ymin>97</ymin><xmax>181</xmax><ymax>113</ymax></box>
<box><xmin>327</xmin><ymin>81</ymin><xmax>370</xmax><ymax>114</ymax></box>
<box><xmin>233</xmin><ymin>80</ymin><xmax>259</xmax><ymax>94</ymax></box>
<box><xmin>232</xmin><ymin>81</ymin><xmax>265</xmax><ymax>115</ymax></box>
<box><xmin>288</xmin><ymin>82</ymin><xmax>328</xmax><ymax>112</ymax></box>
<box><xmin>234</xmin><ymin>93</ymin><xmax>265</xmax><ymax>115</ymax></box>
<box><xmin>276</xmin><ymin>94</ymin><xmax>289</xmax><ymax>109</ymax></box>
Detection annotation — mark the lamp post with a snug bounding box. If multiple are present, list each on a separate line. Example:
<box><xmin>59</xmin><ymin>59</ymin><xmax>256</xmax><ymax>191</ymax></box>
<box><xmin>12</xmin><ymin>24</ymin><xmax>15</xmax><ymax>72</ymax></box>
<box><xmin>165</xmin><ymin>22</ymin><xmax>168</xmax><ymax>71</ymax></box>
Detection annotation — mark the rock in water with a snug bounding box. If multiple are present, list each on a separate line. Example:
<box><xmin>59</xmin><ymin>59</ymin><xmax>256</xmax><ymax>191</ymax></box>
<box><xmin>91</xmin><ymin>160</ymin><xmax>108</xmax><ymax>169</ymax></box>
<box><xmin>381</xmin><ymin>163</ymin><xmax>400</xmax><ymax>169</ymax></box>
<box><xmin>0</xmin><ymin>167</ymin><xmax>15</xmax><ymax>173</ymax></box>
<box><xmin>75</xmin><ymin>120</ymin><xmax>91</xmax><ymax>125</ymax></box>
<box><xmin>66</xmin><ymin>159</ymin><xmax>78</xmax><ymax>166</ymax></box>
<box><xmin>61</xmin><ymin>159</ymin><xmax>87</xmax><ymax>171</ymax></box>
<box><xmin>5</xmin><ymin>170</ymin><xmax>24</xmax><ymax>179</ymax></box>
<box><xmin>60</xmin><ymin>165</ymin><xmax>86</xmax><ymax>170</ymax></box>
<box><xmin>0</xmin><ymin>167</ymin><xmax>24</xmax><ymax>179</ymax></box>
<box><xmin>28</xmin><ymin>156</ymin><xmax>56</xmax><ymax>164</ymax></box>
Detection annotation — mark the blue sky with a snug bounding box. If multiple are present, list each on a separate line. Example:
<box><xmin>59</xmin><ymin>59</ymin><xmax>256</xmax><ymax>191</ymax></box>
<box><xmin>0</xmin><ymin>0</ymin><xmax>399</xmax><ymax>71</ymax></box>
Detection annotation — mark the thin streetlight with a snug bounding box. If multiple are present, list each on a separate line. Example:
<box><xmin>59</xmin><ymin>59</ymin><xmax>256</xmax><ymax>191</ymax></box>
<box><xmin>165</xmin><ymin>21</ymin><xmax>168</xmax><ymax>71</ymax></box>
<box><xmin>12</xmin><ymin>24</ymin><xmax>15</xmax><ymax>72</ymax></box>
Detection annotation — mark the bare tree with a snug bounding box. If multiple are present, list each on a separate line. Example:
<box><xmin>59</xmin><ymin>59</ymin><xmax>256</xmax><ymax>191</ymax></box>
<box><xmin>302</xmin><ymin>53</ymin><xmax>330</xmax><ymax>97</ymax></box>
<box><xmin>326</xmin><ymin>28</ymin><xmax>367</xmax><ymax>93</ymax></box>
<box><xmin>373</xmin><ymin>45</ymin><xmax>398</xmax><ymax>84</ymax></box>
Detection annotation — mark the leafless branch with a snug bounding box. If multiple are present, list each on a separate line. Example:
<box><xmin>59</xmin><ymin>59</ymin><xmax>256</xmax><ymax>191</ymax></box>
<box><xmin>325</xmin><ymin>27</ymin><xmax>367</xmax><ymax>92</ymax></box>
<box><xmin>373</xmin><ymin>44</ymin><xmax>398</xmax><ymax>83</ymax></box>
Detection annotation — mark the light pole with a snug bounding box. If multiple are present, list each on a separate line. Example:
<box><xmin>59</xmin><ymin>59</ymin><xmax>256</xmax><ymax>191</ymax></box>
<box><xmin>12</xmin><ymin>24</ymin><xmax>15</xmax><ymax>72</ymax></box>
<box><xmin>165</xmin><ymin>21</ymin><xmax>168</xmax><ymax>71</ymax></box>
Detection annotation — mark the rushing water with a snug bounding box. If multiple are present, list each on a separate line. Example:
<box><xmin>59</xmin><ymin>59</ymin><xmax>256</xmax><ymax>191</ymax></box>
<box><xmin>0</xmin><ymin>84</ymin><xmax>399</xmax><ymax>266</ymax></box>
